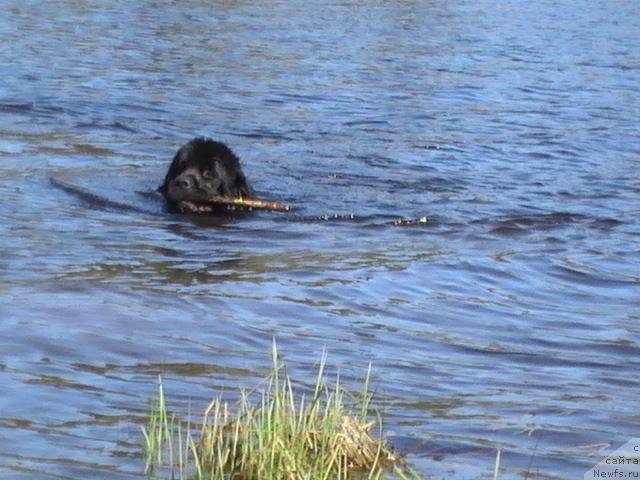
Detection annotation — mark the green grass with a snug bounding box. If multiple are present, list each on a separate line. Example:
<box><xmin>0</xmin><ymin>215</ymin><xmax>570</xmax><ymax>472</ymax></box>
<box><xmin>142</xmin><ymin>343</ymin><xmax>420</xmax><ymax>480</ymax></box>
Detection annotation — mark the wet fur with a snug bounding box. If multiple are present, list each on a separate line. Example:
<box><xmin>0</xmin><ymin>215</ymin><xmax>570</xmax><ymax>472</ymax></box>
<box><xmin>160</xmin><ymin>138</ymin><xmax>253</xmax><ymax>213</ymax></box>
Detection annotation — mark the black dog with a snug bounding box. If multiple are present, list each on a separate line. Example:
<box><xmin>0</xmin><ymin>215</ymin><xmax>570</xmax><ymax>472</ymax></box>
<box><xmin>159</xmin><ymin>138</ymin><xmax>425</xmax><ymax>225</ymax></box>
<box><xmin>159</xmin><ymin>138</ymin><xmax>253</xmax><ymax>213</ymax></box>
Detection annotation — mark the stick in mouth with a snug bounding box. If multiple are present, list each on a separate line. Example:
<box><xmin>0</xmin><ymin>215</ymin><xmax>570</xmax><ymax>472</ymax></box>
<box><xmin>204</xmin><ymin>195</ymin><xmax>291</xmax><ymax>212</ymax></box>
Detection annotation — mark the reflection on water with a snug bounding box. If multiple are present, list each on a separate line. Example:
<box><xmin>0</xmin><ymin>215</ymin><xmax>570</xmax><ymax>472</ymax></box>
<box><xmin>1</xmin><ymin>0</ymin><xmax>639</xmax><ymax>478</ymax></box>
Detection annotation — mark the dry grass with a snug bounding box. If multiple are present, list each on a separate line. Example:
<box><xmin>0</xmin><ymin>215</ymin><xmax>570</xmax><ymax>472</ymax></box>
<box><xmin>142</xmin><ymin>343</ymin><xmax>420</xmax><ymax>480</ymax></box>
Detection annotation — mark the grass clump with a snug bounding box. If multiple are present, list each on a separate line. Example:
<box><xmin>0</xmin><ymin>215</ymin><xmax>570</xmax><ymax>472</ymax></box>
<box><xmin>142</xmin><ymin>343</ymin><xmax>419</xmax><ymax>480</ymax></box>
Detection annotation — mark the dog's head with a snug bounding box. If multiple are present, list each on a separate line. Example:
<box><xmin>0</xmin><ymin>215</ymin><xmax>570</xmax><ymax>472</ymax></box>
<box><xmin>160</xmin><ymin>138</ymin><xmax>253</xmax><ymax>213</ymax></box>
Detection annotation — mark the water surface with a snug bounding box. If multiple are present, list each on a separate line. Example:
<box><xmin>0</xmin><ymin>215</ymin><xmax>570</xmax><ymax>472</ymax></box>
<box><xmin>1</xmin><ymin>1</ymin><xmax>639</xmax><ymax>478</ymax></box>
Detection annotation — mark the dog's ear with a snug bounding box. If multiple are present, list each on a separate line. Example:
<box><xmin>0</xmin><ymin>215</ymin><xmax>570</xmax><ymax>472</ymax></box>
<box><xmin>160</xmin><ymin>143</ymin><xmax>193</xmax><ymax>195</ymax></box>
<box><xmin>234</xmin><ymin>172</ymin><xmax>252</xmax><ymax>198</ymax></box>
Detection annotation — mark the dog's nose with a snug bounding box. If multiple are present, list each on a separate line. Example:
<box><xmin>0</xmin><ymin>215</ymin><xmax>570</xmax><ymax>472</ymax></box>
<box><xmin>175</xmin><ymin>174</ymin><xmax>196</xmax><ymax>190</ymax></box>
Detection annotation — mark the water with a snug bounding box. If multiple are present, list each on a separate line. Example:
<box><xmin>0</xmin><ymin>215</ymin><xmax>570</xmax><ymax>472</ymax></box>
<box><xmin>1</xmin><ymin>1</ymin><xmax>639</xmax><ymax>478</ymax></box>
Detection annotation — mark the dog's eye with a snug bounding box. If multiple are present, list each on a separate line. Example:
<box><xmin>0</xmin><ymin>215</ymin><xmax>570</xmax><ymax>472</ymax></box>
<box><xmin>202</xmin><ymin>170</ymin><xmax>213</xmax><ymax>178</ymax></box>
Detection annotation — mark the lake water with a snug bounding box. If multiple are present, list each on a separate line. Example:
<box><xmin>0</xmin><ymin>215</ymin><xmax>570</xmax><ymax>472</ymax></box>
<box><xmin>1</xmin><ymin>1</ymin><xmax>639</xmax><ymax>478</ymax></box>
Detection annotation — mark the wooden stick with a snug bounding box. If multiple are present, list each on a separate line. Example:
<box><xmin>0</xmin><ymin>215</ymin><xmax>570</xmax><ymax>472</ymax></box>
<box><xmin>391</xmin><ymin>217</ymin><xmax>428</xmax><ymax>226</ymax></box>
<box><xmin>206</xmin><ymin>195</ymin><xmax>291</xmax><ymax>212</ymax></box>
